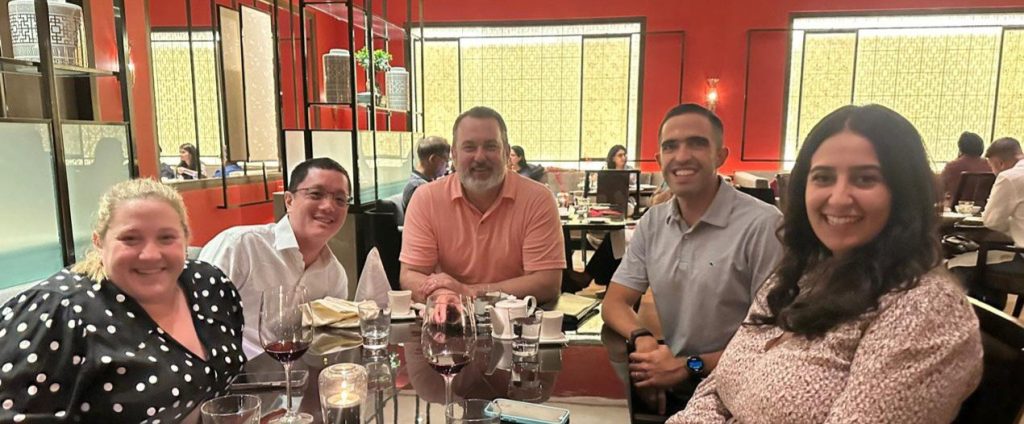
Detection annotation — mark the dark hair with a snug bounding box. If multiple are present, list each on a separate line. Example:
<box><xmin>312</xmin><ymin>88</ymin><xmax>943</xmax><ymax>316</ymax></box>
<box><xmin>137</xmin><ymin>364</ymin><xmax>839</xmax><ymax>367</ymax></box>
<box><xmin>452</xmin><ymin>106</ymin><xmax>509</xmax><ymax>147</ymax></box>
<box><xmin>510</xmin><ymin>145</ymin><xmax>530</xmax><ymax>168</ymax></box>
<box><xmin>658</xmin><ymin>103</ymin><xmax>724</xmax><ymax>147</ymax></box>
<box><xmin>985</xmin><ymin>137</ymin><xmax>1022</xmax><ymax>161</ymax></box>
<box><xmin>957</xmin><ymin>132</ymin><xmax>984</xmax><ymax>157</ymax></box>
<box><xmin>177</xmin><ymin>143</ymin><xmax>199</xmax><ymax>171</ymax></box>
<box><xmin>288</xmin><ymin>157</ymin><xmax>351</xmax><ymax>193</ymax></box>
<box><xmin>748</xmin><ymin>104</ymin><xmax>940</xmax><ymax>338</ymax></box>
<box><xmin>416</xmin><ymin>136</ymin><xmax>450</xmax><ymax>163</ymax></box>
<box><xmin>605</xmin><ymin>145</ymin><xmax>627</xmax><ymax>169</ymax></box>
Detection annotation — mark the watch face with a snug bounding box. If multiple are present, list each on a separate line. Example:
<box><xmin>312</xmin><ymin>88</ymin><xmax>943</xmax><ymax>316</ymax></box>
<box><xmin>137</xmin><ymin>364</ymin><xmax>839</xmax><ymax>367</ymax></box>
<box><xmin>687</xmin><ymin>356</ymin><xmax>704</xmax><ymax>371</ymax></box>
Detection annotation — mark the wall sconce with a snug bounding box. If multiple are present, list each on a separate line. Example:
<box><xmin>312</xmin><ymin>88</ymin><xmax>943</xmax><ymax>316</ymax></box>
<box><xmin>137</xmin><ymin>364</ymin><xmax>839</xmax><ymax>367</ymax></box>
<box><xmin>705</xmin><ymin>78</ymin><xmax>719</xmax><ymax>111</ymax></box>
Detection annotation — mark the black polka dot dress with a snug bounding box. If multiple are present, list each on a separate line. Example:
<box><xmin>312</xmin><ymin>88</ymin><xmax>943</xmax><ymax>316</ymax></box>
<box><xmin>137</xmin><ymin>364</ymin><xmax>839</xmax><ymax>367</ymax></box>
<box><xmin>0</xmin><ymin>260</ymin><xmax>246</xmax><ymax>423</ymax></box>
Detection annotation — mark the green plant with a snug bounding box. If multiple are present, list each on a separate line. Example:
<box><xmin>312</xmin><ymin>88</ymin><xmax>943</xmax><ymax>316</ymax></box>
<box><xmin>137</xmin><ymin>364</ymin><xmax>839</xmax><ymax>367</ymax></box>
<box><xmin>354</xmin><ymin>47</ymin><xmax>392</xmax><ymax>73</ymax></box>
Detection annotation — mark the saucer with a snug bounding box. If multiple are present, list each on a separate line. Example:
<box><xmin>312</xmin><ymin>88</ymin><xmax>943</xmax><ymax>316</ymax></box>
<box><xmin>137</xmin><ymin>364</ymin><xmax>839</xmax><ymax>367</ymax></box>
<box><xmin>540</xmin><ymin>334</ymin><xmax>568</xmax><ymax>345</ymax></box>
<box><xmin>391</xmin><ymin>310</ymin><xmax>417</xmax><ymax>321</ymax></box>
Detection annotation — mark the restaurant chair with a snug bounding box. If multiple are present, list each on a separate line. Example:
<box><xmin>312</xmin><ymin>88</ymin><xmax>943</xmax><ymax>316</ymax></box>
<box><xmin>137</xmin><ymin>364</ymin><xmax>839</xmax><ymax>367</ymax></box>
<box><xmin>953</xmin><ymin>298</ymin><xmax>1024</xmax><ymax>424</ymax></box>
<box><xmin>584</xmin><ymin>169</ymin><xmax>641</xmax><ymax>219</ymax></box>
<box><xmin>366</xmin><ymin>199</ymin><xmax>403</xmax><ymax>289</ymax></box>
<box><xmin>385</xmin><ymin>193</ymin><xmax>405</xmax><ymax>227</ymax></box>
<box><xmin>951</xmin><ymin>172</ymin><xmax>996</xmax><ymax>212</ymax></box>
<box><xmin>973</xmin><ymin>241</ymin><xmax>1024</xmax><ymax>316</ymax></box>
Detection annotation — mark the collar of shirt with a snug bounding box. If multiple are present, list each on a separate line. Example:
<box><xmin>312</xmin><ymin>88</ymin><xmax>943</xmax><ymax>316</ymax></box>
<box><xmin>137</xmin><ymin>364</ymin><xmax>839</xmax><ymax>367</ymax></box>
<box><xmin>665</xmin><ymin>178</ymin><xmax>737</xmax><ymax>229</ymax></box>
<box><xmin>272</xmin><ymin>215</ymin><xmax>335</xmax><ymax>267</ymax></box>
<box><xmin>449</xmin><ymin>171</ymin><xmax>520</xmax><ymax>202</ymax></box>
<box><xmin>411</xmin><ymin>169</ymin><xmax>432</xmax><ymax>183</ymax></box>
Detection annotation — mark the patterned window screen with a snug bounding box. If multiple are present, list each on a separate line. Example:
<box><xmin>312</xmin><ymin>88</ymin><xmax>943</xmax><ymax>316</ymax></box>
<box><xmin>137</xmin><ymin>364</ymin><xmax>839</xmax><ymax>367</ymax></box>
<box><xmin>785</xmin><ymin>14</ymin><xmax>1024</xmax><ymax>169</ymax></box>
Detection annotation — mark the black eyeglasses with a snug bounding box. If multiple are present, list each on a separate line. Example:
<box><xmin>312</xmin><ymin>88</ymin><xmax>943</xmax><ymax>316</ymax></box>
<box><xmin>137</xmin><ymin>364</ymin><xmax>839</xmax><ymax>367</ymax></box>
<box><xmin>293</xmin><ymin>187</ymin><xmax>353</xmax><ymax>207</ymax></box>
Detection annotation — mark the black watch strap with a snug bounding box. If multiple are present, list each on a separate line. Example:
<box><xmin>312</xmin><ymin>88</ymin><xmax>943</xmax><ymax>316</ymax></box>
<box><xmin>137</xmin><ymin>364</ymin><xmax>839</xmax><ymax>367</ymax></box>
<box><xmin>629</xmin><ymin>328</ymin><xmax>654</xmax><ymax>345</ymax></box>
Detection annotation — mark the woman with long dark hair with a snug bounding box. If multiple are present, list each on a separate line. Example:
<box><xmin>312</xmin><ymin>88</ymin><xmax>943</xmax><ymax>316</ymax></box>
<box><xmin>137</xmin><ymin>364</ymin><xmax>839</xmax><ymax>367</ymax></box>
<box><xmin>605</xmin><ymin>144</ymin><xmax>628</xmax><ymax>170</ymax></box>
<box><xmin>509</xmin><ymin>145</ymin><xmax>545</xmax><ymax>182</ymax></box>
<box><xmin>177</xmin><ymin>143</ymin><xmax>203</xmax><ymax>180</ymax></box>
<box><xmin>670</xmin><ymin>105</ymin><xmax>982</xmax><ymax>423</ymax></box>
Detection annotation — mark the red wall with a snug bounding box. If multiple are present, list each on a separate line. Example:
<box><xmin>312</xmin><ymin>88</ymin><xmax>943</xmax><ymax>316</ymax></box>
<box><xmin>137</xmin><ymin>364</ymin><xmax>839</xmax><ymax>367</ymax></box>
<box><xmin>391</xmin><ymin>0</ymin><xmax>1023</xmax><ymax>173</ymax></box>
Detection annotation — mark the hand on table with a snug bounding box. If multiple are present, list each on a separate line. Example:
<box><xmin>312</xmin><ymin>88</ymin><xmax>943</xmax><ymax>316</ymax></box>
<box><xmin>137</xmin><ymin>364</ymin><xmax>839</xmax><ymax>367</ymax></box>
<box><xmin>629</xmin><ymin>344</ymin><xmax>687</xmax><ymax>390</ymax></box>
<box><xmin>421</xmin><ymin>273</ymin><xmax>473</xmax><ymax>299</ymax></box>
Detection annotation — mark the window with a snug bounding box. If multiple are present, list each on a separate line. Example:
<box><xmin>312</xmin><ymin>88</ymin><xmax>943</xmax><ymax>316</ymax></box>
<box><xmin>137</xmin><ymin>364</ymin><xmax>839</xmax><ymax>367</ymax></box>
<box><xmin>416</xmin><ymin>23</ymin><xmax>641</xmax><ymax>166</ymax></box>
<box><xmin>784</xmin><ymin>13</ymin><xmax>1024</xmax><ymax>169</ymax></box>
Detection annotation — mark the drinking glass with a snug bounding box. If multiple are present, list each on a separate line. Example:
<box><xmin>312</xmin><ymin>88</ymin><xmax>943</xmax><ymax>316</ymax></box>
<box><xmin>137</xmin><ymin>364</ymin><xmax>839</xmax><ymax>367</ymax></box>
<box><xmin>318</xmin><ymin>363</ymin><xmax>367</xmax><ymax>424</ymax></box>
<box><xmin>259</xmin><ymin>286</ymin><xmax>314</xmax><ymax>424</ymax></box>
<box><xmin>422</xmin><ymin>292</ymin><xmax>477</xmax><ymax>408</ymax></box>
<box><xmin>511</xmin><ymin>310</ymin><xmax>542</xmax><ymax>359</ymax></box>
<box><xmin>358</xmin><ymin>301</ymin><xmax>391</xmax><ymax>350</ymax></box>
<box><xmin>445</xmin><ymin>399</ymin><xmax>501</xmax><ymax>424</ymax></box>
<box><xmin>201</xmin><ymin>394</ymin><xmax>261</xmax><ymax>424</ymax></box>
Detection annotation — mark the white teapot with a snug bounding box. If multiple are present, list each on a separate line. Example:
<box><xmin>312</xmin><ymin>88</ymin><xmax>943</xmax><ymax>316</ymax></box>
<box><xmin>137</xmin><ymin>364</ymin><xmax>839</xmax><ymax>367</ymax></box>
<box><xmin>487</xmin><ymin>295</ymin><xmax>537</xmax><ymax>340</ymax></box>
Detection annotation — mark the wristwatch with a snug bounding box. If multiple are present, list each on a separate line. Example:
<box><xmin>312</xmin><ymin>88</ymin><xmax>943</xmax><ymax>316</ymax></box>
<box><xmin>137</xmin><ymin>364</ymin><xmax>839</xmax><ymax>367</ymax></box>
<box><xmin>686</xmin><ymin>355</ymin><xmax>706</xmax><ymax>379</ymax></box>
<box><xmin>629</xmin><ymin>328</ymin><xmax>654</xmax><ymax>346</ymax></box>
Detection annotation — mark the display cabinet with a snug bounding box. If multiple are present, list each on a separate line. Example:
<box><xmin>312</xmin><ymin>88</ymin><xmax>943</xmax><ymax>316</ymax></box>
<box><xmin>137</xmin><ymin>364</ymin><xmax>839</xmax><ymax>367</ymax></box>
<box><xmin>0</xmin><ymin>0</ymin><xmax>134</xmax><ymax>288</ymax></box>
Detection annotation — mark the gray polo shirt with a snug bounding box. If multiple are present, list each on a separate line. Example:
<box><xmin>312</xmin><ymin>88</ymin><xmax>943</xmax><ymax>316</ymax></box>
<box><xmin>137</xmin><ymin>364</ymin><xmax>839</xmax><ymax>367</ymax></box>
<box><xmin>612</xmin><ymin>179</ymin><xmax>783</xmax><ymax>356</ymax></box>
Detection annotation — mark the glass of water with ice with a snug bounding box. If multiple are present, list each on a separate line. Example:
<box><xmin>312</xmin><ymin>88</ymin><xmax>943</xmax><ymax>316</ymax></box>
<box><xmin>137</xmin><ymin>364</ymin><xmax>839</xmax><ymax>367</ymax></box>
<box><xmin>511</xmin><ymin>310</ymin><xmax>542</xmax><ymax>358</ymax></box>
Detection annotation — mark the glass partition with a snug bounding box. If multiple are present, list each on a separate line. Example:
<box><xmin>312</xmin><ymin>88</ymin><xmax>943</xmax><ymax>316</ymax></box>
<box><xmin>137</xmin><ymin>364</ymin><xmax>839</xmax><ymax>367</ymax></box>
<box><xmin>0</xmin><ymin>122</ymin><xmax>63</xmax><ymax>289</ymax></box>
<box><xmin>63</xmin><ymin>122</ymin><xmax>132</xmax><ymax>260</ymax></box>
<box><xmin>374</xmin><ymin>131</ymin><xmax>414</xmax><ymax>199</ymax></box>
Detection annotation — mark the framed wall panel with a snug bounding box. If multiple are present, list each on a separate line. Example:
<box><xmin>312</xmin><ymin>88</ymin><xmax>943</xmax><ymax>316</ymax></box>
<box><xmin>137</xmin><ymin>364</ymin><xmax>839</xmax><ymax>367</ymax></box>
<box><xmin>241</xmin><ymin>6</ymin><xmax>279</xmax><ymax>161</ymax></box>
<box><xmin>219</xmin><ymin>6</ymin><xmax>248</xmax><ymax>162</ymax></box>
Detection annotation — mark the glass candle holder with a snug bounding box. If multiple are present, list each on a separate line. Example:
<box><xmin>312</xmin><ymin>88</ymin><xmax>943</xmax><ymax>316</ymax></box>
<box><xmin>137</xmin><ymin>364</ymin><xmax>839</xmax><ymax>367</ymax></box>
<box><xmin>319</xmin><ymin>363</ymin><xmax>368</xmax><ymax>424</ymax></box>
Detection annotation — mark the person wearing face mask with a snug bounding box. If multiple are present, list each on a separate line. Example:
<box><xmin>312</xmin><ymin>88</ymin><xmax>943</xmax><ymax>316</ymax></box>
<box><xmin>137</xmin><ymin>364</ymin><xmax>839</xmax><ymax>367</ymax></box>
<box><xmin>0</xmin><ymin>179</ymin><xmax>245</xmax><ymax>422</ymax></box>
<box><xmin>400</xmin><ymin>106</ymin><xmax>565</xmax><ymax>304</ymax></box>
<box><xmin>403</xmin><ymin>136</ymin><xmax>451</xmax><ymax>210</ymax></box>
<box><xmin>601</xmin><ymin>103</ymin><xmax>783</xmax><ymax>416</ymax></box>
<box><xmin>200</xmin><ymin>157</ymin><xmax>352</xmax><ymax>358</ymax></box>
<box><xmin>671</xmin><ymin>105</ymin><xmax>982</xmax><ymax>423</ymax></box>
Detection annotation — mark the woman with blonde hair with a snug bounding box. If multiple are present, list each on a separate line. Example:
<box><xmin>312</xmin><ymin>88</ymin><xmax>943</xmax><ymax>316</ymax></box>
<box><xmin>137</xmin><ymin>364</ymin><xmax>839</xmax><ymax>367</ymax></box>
<box><xmin>0</xmin><ymin>178</ymin><xmax>245</xmax><ymax>422</ymax></box>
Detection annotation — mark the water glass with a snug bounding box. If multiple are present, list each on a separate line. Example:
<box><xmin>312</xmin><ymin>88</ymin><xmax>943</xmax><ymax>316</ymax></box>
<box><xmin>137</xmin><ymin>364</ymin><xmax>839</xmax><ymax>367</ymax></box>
<box><xmin>445</xmin><ymin>399</ymin><xmax>501</xmax><ymax>424</ymax></box>
<box><xmin>319</xmin><ymin>363</ymin><xmax>367</xmax><ymax>424</ymax></box>
<box><xmin>358</xmin><ymin>302</ymin><xmax>391</xmax><ymax>350</ymax></box>
<box><xmin>201</xmin><ymin>394</ymin><xmax>261</xmax><ymax>424</ymax></box>
<box><xmin>511</xmin><ymin>310</ymin><xmax>542</xmax><ymax>358</ymax></box>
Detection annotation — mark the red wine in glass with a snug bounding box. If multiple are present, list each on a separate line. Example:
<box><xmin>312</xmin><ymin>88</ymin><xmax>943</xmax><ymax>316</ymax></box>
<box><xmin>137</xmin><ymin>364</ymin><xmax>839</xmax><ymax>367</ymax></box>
<box><xmin>427</xmin><ymin>352</ymin><xmax>471</xmax><ymax>376</ymax></box>
<box><xmin>265</xmin><ymin>340</ymin><xmax>311</xmax><ymax>363</ymax></box>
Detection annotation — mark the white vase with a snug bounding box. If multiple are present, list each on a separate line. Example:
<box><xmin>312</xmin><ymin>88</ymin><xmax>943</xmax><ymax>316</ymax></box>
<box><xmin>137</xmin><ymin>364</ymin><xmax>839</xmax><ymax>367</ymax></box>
<box><xmin>323</xmin><ymin>48</ymin><xmax>352</xmax><ymax>104</ymax></box>
<box><xmin>385</xmin><ymin>67</ymin><xmax>409</xmax><ymax>111</ymax></box>
<box><xmin>8</xmin><ymin>0</ymin><xmax>84</xmax><ymax>66</ymax></box>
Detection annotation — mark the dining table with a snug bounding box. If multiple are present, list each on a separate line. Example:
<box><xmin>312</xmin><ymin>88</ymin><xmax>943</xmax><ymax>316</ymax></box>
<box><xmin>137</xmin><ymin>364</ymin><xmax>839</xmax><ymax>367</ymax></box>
<box><xmin>181</xmin><ymin>319</ymin><xmax>628</xmax><ymax>423</ymax></box>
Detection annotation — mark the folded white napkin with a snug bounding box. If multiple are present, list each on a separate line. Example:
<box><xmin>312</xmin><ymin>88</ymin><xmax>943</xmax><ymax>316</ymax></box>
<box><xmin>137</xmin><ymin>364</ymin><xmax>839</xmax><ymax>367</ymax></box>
<box><xmin>302</xmin><ymin>297</ymin><xmax>360</xmax><ymax>328</ymax></box>
<box><xmin>947</xmin><ymin>251</ymin><xmax>1017</xmax><ymax>269</ymax></box>
<box><xmin>354</xmin><ymin>248</ymin><xmax>391</xmax><ymax>308</ymax></box>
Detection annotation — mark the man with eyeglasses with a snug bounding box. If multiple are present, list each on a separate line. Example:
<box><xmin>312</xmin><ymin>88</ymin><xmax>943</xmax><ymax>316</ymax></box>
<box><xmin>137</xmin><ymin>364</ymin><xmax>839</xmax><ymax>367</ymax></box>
<box><xmin>200</xmin><ymin>157</ymin><xmax>352</xmax><ymax>358</ymax></box>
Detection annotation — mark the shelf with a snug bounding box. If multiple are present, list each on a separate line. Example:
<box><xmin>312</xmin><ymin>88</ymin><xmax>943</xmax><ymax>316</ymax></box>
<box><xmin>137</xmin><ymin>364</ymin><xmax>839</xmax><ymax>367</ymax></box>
<box><xmin>0</xmin><ymin>57</ymin><xmax>118</xmax><ymax>78</ymax></box>
<box><xmin>303</xmin><ymin>1</ymin><xmax>406</xmax><ymax>40</ymax></box>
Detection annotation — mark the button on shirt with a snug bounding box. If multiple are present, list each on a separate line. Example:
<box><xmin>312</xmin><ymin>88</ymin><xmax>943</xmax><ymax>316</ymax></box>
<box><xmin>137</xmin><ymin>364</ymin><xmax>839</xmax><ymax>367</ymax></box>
<box><xmin>612</xmin><ymin>179</ymin><xmax>783</xmax><ymax>356</ymax></box>
<box><xmin>199</xmin><ymin>216</ymin><xmax>348</xmax><ymax>358</ymax></box>
<box><xmin>401</xmin><ymin>173</ymin><xmax>565</xmax><ymax>286</ymax></box>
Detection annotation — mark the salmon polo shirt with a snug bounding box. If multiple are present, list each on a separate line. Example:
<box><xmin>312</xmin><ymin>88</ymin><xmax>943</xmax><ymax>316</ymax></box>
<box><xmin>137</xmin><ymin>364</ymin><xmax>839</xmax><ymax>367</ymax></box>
<box><xmin>400</xmin><ymin>172</ymin><xmax>566</xmax><ymax>285</ymax></box>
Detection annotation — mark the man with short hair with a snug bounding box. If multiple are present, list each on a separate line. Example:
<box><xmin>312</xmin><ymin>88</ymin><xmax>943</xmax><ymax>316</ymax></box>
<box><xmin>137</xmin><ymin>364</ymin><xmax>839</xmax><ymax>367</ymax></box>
<box><xmin>977</xmin><ymin>137</ymin><xmax>1024</xmax><ymax>309</ymax></box>
<box><xmin>200</xmin><ymin>157</ymin><xmax>351</xmax><ymax>358</ymax></box>
<box><xmin>403</xmin><ymin>136</ymin><xmax>451</xmax><ymax>209</ymax></box>
<box><xmin>940</xmin><ymin>131</ymin><xmax>991</xmax><ymax>198</ymax></box>
<box><xmin>601</xmin><ymin>103</ymin><xmax>783</xmax><ymax>414</ymax></box>
<box><xmin>400</xmin><ymin>106</ymin><xmax>565</xmax><ymax>304</ymax></box>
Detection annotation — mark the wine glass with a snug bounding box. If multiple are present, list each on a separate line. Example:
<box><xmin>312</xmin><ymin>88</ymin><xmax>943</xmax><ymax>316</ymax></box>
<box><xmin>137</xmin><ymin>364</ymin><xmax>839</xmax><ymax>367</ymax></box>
<box><xmin>259</xmin><ymin>286</ymin><xmax>314</xmax><ymax>424</ymax></box>
<box><xmin>421</xmin><ymin>292</ymin><xmax>477</xmax><ymax>408</ymax></box>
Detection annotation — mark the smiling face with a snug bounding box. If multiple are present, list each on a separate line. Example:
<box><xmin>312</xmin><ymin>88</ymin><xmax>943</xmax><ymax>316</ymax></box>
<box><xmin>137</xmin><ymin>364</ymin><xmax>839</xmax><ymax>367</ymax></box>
<box><xmin>656</xmin><ymin>113</ymin><xmax>728</xmax><ymax>200</ymax></box>
<box><xmin>94</xmin><ymin>199</ymin><xmax>187</xmax><ymax>303</ymax></box>
<box><xmin>453</xmin><ymin>116</ymin><xmax>507</xmax><ymax>194</ymax></box>
<box><xmin>805</xmin><ymin>130</ymin><xmax>892</xmax><ymax>257</ymax></box>
<box><xmin>284</xmin><ymin>168</ymin><xmax>350</xmax><ymax>247</ymax></box>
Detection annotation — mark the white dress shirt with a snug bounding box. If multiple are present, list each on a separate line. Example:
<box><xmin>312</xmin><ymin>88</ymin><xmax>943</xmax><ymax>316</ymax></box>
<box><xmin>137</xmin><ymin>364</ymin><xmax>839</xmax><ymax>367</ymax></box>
<box><xmin>199</xmin><ymin>216</ymin><xmax>348</xmax><ymax>358</ymax></box>
<box><xmin>983</xmin><ymin>159</ymin><xmax>1024</xmax><ymax>247</ymax></box>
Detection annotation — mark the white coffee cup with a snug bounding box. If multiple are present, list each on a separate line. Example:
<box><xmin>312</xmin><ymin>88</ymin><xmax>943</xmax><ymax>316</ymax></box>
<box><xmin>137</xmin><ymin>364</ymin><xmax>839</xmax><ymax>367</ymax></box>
<box><xmin>540</xmin><ymin>311</ymin><xmax>564</xmax><ymax>339</ymax></box>
<box><xmin>387</xmin><ymin>290</ymin><xmax>412</xmax><ymax>315</ymax></box>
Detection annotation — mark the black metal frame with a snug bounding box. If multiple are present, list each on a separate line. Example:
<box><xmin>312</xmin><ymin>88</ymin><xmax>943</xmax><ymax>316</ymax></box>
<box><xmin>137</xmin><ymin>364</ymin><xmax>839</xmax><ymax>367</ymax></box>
<box><xmin>0</xmin><ymin>0</ymin><xmax>134</xmax><ymax>266</ymax></box>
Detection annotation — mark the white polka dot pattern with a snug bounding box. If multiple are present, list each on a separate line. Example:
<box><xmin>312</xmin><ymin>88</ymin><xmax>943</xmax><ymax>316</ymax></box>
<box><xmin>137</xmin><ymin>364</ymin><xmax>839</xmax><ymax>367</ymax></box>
<box><xmin>0</xmin><ymin>261</ymin><xmax>246</xmax><ymax>422</ymax></box>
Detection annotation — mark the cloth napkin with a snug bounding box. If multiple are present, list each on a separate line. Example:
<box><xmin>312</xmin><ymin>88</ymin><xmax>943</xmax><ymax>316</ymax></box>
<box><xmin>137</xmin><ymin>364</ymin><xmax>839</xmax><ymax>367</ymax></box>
<box><xmin>354</xmin><ymin>247</ymin><xmax>391</xmax><ymax>308</ymax></box>
<box><xmin>302</xmin><ymin>296</ymin><xmax>361</xmax><ymax>328</ymax></box>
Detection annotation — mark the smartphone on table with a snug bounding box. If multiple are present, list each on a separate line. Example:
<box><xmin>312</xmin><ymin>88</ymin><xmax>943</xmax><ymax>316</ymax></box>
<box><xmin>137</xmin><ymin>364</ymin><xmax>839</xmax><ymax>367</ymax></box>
<box><xmin>485</xmin><ymin>398</ymin><xmax>570</xmax><ymax>424</ymax></box>
<box><xmin>228</xmin><ymin>369</ymin><xmax>308</xmax><ymax>391</ymax></box>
